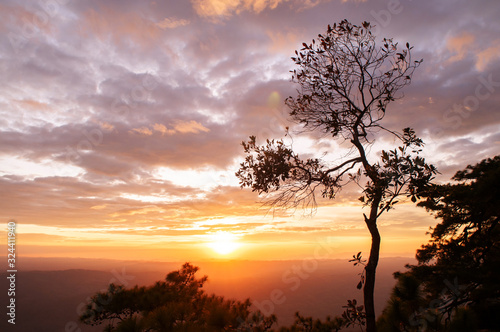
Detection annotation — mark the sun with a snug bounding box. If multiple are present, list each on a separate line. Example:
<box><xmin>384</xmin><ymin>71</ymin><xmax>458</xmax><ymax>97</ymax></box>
<box><xmin>207</xmin><ymin>231</ymin><xmax>241</xmax><ymax>255</ymax></box>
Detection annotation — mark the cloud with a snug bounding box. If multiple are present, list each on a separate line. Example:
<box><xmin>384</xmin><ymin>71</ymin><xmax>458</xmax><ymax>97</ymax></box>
<box><xmin>79</xmin><ymin>7</ymin><xmax>163</xmax><ymax>47</ymax></box>
<box><xmin>153</xmin><ymin>123</ymin><xmax>175</xmax><ymax>135</ymax></box>
<box><xmin>190</xmin><ymin>0</ymin><xmax>319</xmax><ymax>20</ymax></box>
<box><xmin>100</xmin><ymin>122</ymin><xmax>115</xmax><ymax>131</ymax></box>
<box><xmin>446</xmin><ymin>32</ymin><xmax>475</xmax><ymax>63</ymax></box>
<box><xmin>0</xmin><ymin>2</ymin><xmax>55</xmax><ymax>37</ymax></box>
<box><xmin>173</xmin><ymin>120</ymin><xmax>210</xmax><ymax>134</ymax></box>
<box><xmin>476</xmin><ymin>40</ymin><xmax>500</xmax><ymax>72</ymax></box>
<box><xmin>191</xmin><ymin>0</ymin><xmax>241</xmax><ymax>19</ymax></box>
<box><xmin>444</xmin><ymin>32</ymin><xmax>500</xmax><ymax>72</ymax></box>
<box><xmin>266</xmin><ymin>29</ymin><xmax>301</xmax><ymax>54</ymax></box>
<box><xmin>129</xmin><ymin>127</ymin><xmax>153</xmax><ymax>136</ymax></box>
<box><xmin>15</xmin><ymin>99</ymin><xmax>50</xmax><ymax>111</ymax></box>
<box><xmin>129</xmin><ymin>121</ymin><xmax>210</xmax><ymax>136</ymax></box>
<box><xmin>156</xmin><ymin>17</ymin><xmax>190</xmax><ymax>29</ymax></box>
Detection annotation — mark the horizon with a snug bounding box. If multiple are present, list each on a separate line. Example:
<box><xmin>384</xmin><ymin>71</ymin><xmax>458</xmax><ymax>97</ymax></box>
<box><xmin>1</xmin><ymin>254</ymin><xmax>418</xmax><ymax>270</ymax></box>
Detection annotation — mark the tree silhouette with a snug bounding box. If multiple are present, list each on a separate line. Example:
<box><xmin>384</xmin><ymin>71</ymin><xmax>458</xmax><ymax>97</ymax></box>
<box><xmin>236</xmin><ymin>20</ymin><xmax>436</xmax><ymax>332</ymax></box>
<box><xmin>380</xmin><ymin>156</ymin><xmax>500</xmax><ymax>331</ymax></box>
<box><xmin>276</xmin><ymin>298</ymin><xmax>366</xmax><ymax>332</ymax></box>
<box><xmin>376</xmin><ymin>273</ymin><xmax>430</xmax><ymax>331</ymax></box>
<box><xmin>277</xmin><ymin>312</ymin><xmax>345</xmax><ymax>332</ymax></box>
<box><xmin>80</xmin><ymin>263</ymin><xmax>277</xmax><ymax>331</ymax></box>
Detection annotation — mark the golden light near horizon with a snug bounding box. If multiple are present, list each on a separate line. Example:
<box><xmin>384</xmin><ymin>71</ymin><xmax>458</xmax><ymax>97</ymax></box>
<box><xmin>207</xmin><ymin>231</ymin><xmax>242</xmax><ymax>255</ymax></box>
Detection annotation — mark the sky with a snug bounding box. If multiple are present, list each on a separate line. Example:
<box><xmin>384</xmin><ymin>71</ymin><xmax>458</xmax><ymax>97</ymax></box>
<box><xmin>0</xmin><ymin>0</ymin><xmax>499</xmax><ymax>263</ymax></box>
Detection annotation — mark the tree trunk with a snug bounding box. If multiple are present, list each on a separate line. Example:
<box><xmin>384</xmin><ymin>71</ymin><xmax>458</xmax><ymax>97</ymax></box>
<box><xmin>351</xmin><ymin>133</ymin><xmax>382</xmax><ymax>331</ymax></box>
<box><xmin>364</xmin><ymin>217</ymin><xmax>381</xmax><ymax>332</ymax></box>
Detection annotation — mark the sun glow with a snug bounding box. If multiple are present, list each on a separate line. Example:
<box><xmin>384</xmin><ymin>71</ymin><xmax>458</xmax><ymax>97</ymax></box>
<box><xmin>207</xmin><ymin>231</ymin><xmax>241</xmax><ymax>255</ymax></box>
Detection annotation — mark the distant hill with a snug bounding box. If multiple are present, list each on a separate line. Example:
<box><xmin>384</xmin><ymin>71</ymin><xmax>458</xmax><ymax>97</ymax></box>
<box><xmin>0</xmin><ymin>257</ymin><xmax>414</xmax><ymax>331</ymax></box>
<box><xmin>0</xmin><ymin>269</ymin><xmax>111</xmax><ymax>332</ymax></box>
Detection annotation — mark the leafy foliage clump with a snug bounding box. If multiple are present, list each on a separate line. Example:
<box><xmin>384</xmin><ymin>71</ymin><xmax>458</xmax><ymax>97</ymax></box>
<box><xmin>286</xmin><ymin>20</ymin><xmax>421</xmax><ymax>139</ymax></box>
<box><xmin>80</xmin><ymin>263</ymin><xmax>276</xmax><ymax>332</ymax></box>
<box><xmin>378</xmin><ymin>156</ymin><xmax>500</xmax><ymax>331</ymax></box>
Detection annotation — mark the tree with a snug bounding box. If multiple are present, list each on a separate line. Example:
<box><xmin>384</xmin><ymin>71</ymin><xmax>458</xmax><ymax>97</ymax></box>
<box><xmin>277</xmin><ymin>312</ymin><xmax>345</xmax><ymax>332</ymax></box>
<box><xmin>277</xmin><ymin>299</ymin><xmax>366</xmax><ymax>332</ymax></box>
<box><xmin>236</xmin><ymin>20</ymin><xmax>436</xmax><ymax>332</ymax></box>
<box><xmin>376</xmin><ymin>272</ymin><xmax>432</xmax><ymax>331</ymax></box>
<box><xmin>80</xmin><ymin>263</ymin><xmax>277</xmax><ymax>331</ymax></box>
<box><xmin>379</xmin><ymin>156</ymin><xmax>500</xmax><ymax>331</ymax></box>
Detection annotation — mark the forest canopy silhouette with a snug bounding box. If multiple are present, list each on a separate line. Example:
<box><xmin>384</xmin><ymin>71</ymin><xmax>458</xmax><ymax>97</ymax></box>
<box><xmin>80</xmin><ymin>262</ymin><xmax>277</xmax><ymax>332</ymax></box>
<box><xmin>378</xmin><ymin>155</ymin><xmax>500</xmax><ymax>331</ymax></box>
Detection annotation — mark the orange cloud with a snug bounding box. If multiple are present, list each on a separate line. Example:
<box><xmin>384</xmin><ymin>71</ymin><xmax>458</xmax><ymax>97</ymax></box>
<box><xmin>191</xmin><ymin>0</ymin><xmax>241</xmax><ymax>18</ymax></box>
<box><xmin>156</xmin><ymin>17</ymin><xmax>190</xmax><ymax>29</ymax></box>
<box><xmin>153</xmin><ymin>123</ymin><xmax>175</xmax><ymax>135</ymax></box>
<box><xmin>132</xmin><ymin>121</ymin><xmax>210</xmax><ymax>136</ymax></box>
<box><xmin>173</xmin><ymin>120</ymin><xmax>210</xmax><ymax>134</ymax></box>
<box><xmin>110</xmin><ymin>206</ymin><xmax>166</xmax><ymax>217</ymax></box>
<box><xmin>446</xmin><ymin>32</ymin><xmax>474</xmax><ymax>63</ymax></box>
<box><xmin>129</xmin><ymin>127</ymin><xmax>153</xmax><ymax>136</ymax></box>
<box><xmin>191</xmin><ymin>0</ymin><xmax>289</xmax><ymax>20</ymax></box>
<box><xmin>446</xmin><ymin>33</ymin><xmax>500</xmax><ymax>71</ymax></box>
<box><xmin>100</xmin><ymin>122</ymin><xmax>115</xmax><ymax>131</ymax></box>
<box><xmin>16</xmin><ymin>99</ymin><xmax>50</xmax><ymax>110</ymax></box>
<box><xmin>476</xmin><ymin>40</ymin><xmax>500</xmax><ymax>71</ymax></box>
<box><xmin>241</xmin><ymin>0</ymin><xmax>284</xmax><ymax>13</ymax></box>
<box><xmin>90</xmin><ymin>204</ymin><xmax>108</xmax><ymax>210</ymax></box>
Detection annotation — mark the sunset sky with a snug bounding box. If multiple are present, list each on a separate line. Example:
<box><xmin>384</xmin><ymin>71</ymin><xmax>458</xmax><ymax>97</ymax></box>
<box><xmin>1</xmin><ymin>0</ymin><xmax>499</xmax><ymax>263</ymax></box>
